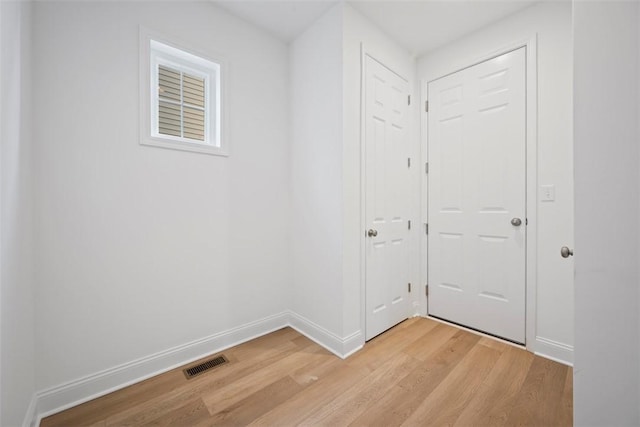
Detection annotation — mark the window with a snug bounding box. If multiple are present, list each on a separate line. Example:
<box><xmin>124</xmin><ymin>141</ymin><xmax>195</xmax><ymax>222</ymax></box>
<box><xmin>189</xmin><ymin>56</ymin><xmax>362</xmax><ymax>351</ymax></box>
<box><xmin>140</xmin><ymin>30</ymin><xmax>227</xmax><ymax>156</ymax></box>
<box><xmin>156</xmin><ymin>65</ymin><xmax>206</xmax><ymax>141</ymax></box>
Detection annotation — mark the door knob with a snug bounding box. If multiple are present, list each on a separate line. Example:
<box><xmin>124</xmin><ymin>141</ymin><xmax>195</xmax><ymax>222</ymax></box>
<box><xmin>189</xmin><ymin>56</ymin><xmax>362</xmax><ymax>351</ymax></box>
<box><xmin>511</xmin><ymin>218</ymin><xmax>522</xmax><ymax>226</ymax></box>
<box><xmin>560</xmin><ymin>246</ymin><xmax>574</xmax><ymax>258</ymax></box>
<box><xmin>367</xmin><ymin>229</ymin><xmax>378</xmax><ymax>237</ymax></box>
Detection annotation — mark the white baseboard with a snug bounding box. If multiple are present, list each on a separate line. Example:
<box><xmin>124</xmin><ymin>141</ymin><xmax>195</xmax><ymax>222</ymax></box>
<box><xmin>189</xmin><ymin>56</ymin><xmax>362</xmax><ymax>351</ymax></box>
<box><xmin>30</xmin><ymin>310</ymin><xmax>363</xmax><ymax>425</ymax></box>
<box><xmin>22</xmin><ymin>394</ymin><xmax>38</xmax><ymax>427</ymax></box>
<box><xmin>288</xmin><ymin>311</ymin><xmax>363</xmax><ymax>358</ymax></box>
<box><xmin>412</xmin><ymin>301</ymin><xmax>421</xmax><ymax>317</ymax></box>
<box><xmin>34</xmin><ymin>311</ymin><xmax>290</xmax><ymax>423</ymax></box>
<box><xmin>534</xmin><ymin>336</ymin><xmax>574</xmax><ymax>366</ymax></box>
<box><xmin>341</xmin><ymin>330</ymin><xmax>365</xmax><ymax>358</ymax></box>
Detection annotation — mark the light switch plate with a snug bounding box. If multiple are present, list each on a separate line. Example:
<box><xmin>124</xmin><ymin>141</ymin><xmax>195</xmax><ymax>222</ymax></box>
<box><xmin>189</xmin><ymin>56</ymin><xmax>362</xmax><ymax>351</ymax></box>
<box><xmin>541</xmin><ymin>184</ymin><xmax>555</xmax><ymax>201</ymax></box>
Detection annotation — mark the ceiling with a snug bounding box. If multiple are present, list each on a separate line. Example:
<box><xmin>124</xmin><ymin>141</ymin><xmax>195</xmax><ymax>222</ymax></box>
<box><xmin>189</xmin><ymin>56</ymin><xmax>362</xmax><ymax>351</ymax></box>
<box><xmin>214</xmin><ymin>1</ymin><xmax>338</xmax><ymax>43</ymax></box>
<box><xmin>213</xmin><ymin>0</ymin><xmax>538</xmax><ymax>56</ymax></box>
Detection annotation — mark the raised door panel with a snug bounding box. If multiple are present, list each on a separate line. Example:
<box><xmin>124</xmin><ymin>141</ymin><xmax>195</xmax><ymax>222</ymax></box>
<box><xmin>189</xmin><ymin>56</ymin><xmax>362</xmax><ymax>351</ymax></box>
<box><xmin>428</xmin><ymin>47</ymin><xmax>526</xmax><ymax>343</ymax></box>
<box><xmin>365</xmin><ymin>56</ymin><xmax>410</xmax><ymax>341</ymax></box>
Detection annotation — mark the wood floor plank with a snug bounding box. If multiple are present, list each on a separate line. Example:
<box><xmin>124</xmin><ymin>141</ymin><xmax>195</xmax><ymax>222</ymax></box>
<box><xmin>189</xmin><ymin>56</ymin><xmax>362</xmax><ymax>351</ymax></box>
<box><xmin>300</xmin><ymin>352</ymin><xmax>420</xmax><ymax>426</ymax></box>
<box><xmin>206</xmin><ymin>376</ymin><xmax>304</xmax><ymax>426</ymax></box>
<box><xmin>402</xmin><ymin>322</ymin><xmax>459</xmax><ymax>361</ymax></box>
<box><xmin>202</xmin><ymin>346</ymin><xmax>329</xmax><ymax>415</ymax></box>
<box><xmin>289</xmin><ymin>350</ymin><xmax>343</xmax><ymax>386</ymax></box>
<box><xmin>248</xmin><ymin>363</ymin><xmax>369</xmax><ymax>426</ymax></box>
<box><xmin>349</xmin><ymin>330</ymin><xmax>481</xmax><ymax>427</ymax></box>
<box><xmin>349</xmin><ymin>317</ymin><xmax>419</xmax><ymax>352</ymax></box>
<box><xmin>505</xmin><ymin>356</ymin><xmax>570</xmax><ymax>426</ymax></box>
<box><xmin>104</xmin><ymin>338</ymin><xmax>305</xmax><ymax>426</ymax></box>
<box><xmin>557</xmin><ymin>365</ymin><xmax>574</xmax><ymax>427</ymax></box>
<box><xmin>400</xmin><ymin>343</ymin><xmax>500</xmax><ymax>426</ymax></box>
<box><xmin>42</xmin><ymin>322</ymin><xmax>573</xmax><ymax>427</ymax></box>
<box><xmin>345</xmin><ymin>318</ymin><xmax>436</xmax><ymax>372</ymax></box>
<box><xmin>477</xmin><ymin>335</ymin><xmax>512</xmax><ymax>353</ymax></box>
<box><xmin>140</xmin><ymin>399</ymin><xmax>210</xmax><ymax>427</ymax></box>
<box><xmin>40</xmin><ymin>354</ymin><xmax>195</xmax><ymax>427</ymax></box>
<box><xmin>454</xmin><ymin>345</ymin><xmax>535</xmax><ymax>426</ymax></box>
<box><xmin>43</xmin><ymin>333</ymin><xmax>303</xmax><ymax>427</ymax></box>
<box><xmin>40</xmin><ymin>364</ymin><xmax>187</xmax><ymax>427</ymax></box>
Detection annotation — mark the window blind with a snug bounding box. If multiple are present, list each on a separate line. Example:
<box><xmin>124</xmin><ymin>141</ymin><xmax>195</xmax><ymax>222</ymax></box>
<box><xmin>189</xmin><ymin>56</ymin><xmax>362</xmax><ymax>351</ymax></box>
<box><xmin>158</xmin><ymin>65</ymin><xmax>205</xmax><ymax>141</ymax></box>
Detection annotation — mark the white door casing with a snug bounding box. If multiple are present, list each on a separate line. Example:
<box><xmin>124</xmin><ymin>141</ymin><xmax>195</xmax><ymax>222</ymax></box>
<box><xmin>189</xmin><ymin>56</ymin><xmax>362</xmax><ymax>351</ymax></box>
<box><xmin>364</xmin><ymin>54</ymin><xmax>411</xmax><ymax>341</ymax></box>
<box><xmin>427</xmin><ymin>47</ymin><xmax>527</xmax><ymax>344</ymax></box>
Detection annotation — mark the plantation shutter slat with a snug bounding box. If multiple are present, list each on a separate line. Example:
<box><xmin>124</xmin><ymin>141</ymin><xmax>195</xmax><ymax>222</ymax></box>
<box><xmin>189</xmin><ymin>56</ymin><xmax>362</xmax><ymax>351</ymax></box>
<box><xmin>159</xmin><ymin>102</ymin><xmax>180</xmax><ymax>112</ymax></box>
<box><xmin>183</xmin><ymin>80</ymin><xmax>204</xmax><ymax>90</ymax></box>
<box><xmin>158</xmin><ymin>77</ymin><xmax>180</xmax><ymax>90</ymax></box>
<box><xmin>158</xmin><ymin>100</ymin><xmax>181</xmax><ymax>137</ymax></box>
<box><xmin>183</xmin><ymin>74</ymin><xmax>204</xmax><ymax>87</ymax></box>
<box><xmin>158</xmin><ymin>66</ymin><xmax>181</xmax><ymax>102</ymax></box>
<box><xmin>183</xmin><ymin>73</ymin><xmax>205</xmax><ymax>108</ymax></box>
<box><xmin>184</xmin><ymin>107</ymin><xmax>205</xmax><ymax>140</ymax></box>
<box><xmin>157</xmin><ymin>65</ymin><xmax>206</xmax><ymax>141</ymax></box>
<box><xmin>184</xmin><ymin>110</ymin><xmax>204</xmax><ymax>121</ymax></box>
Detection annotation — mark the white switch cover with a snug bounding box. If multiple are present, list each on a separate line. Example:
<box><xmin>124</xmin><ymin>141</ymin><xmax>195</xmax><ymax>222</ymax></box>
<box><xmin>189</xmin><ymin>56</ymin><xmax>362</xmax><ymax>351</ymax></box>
<box><xmin>541</xmin><ymin>184</ymin><xmax>555</xmax><ymax>201</ymax></box>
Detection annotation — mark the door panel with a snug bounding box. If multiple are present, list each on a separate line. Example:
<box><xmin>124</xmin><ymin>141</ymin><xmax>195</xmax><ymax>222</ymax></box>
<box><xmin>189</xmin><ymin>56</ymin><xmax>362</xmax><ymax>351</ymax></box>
<box><xmin>428</xmin><ymin>48</ymin><xmax>526</xmax><ymax>343</ymax></box>
<box><xmin>365</xmin><ymin>55</ymin><xmax>410</xmax><ymax>341</ymax></box>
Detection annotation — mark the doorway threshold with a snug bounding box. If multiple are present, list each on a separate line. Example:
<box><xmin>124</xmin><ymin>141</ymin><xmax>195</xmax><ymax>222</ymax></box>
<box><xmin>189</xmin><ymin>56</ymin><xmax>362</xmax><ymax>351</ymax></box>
<box><xmin>424</xmin><ymin>315</ymin><xmax>526</xmax><ymax>351</ymax></box>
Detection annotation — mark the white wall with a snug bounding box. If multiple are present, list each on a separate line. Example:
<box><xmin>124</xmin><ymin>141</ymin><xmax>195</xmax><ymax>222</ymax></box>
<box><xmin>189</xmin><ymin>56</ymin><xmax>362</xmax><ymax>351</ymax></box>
<box><xmin>0</xmin><ymin>1</ymin><xmax>36</xmax><ymax>425</ymax></box>
<box><xmin>417</xmin><ymin>2</ymin><xmax>574</xmax><ymax>363</ymax></box>
<box><xmin>341</xmin><ymin>4</ymin><xmax>418</xmax><ymax>340</ymax></box>
<box><xmin>290</xmin><ymin>4</ymin><xmax>345</xmax><ymax>339</ymax></box>
<box><xmin>32</xmin><ymin>0</ymin><xmax>290</xmax><ymax>396</ymax></box>
<box><xmin>573</xmin><ymin>1</ymin><xmax>640</xmax><ymax>424</ymax></box>
<box><xmin>289</xmin><ymin>4</ymin><xmax>417</xmax><ymax>353</ymax></box>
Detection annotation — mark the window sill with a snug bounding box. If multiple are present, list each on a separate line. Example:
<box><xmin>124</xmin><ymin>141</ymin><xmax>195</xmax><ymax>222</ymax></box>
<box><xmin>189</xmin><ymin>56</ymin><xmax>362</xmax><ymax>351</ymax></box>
<box><xmin>140</xmin><ymin>136</ymin><xmax>228</xmax><ymax>157</ymax></box>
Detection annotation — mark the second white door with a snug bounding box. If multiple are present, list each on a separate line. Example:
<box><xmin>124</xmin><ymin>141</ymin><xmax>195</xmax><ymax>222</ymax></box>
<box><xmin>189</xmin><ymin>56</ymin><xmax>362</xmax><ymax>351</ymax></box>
<box><xmin>427</xmin><ymin>47</ymin><xmax>527</xmax><ymax>343</ymax></box>
<box><xmin>365</xmin><ymin>55</ymin><xmax>411</xmax><ymax>341</ymax></box>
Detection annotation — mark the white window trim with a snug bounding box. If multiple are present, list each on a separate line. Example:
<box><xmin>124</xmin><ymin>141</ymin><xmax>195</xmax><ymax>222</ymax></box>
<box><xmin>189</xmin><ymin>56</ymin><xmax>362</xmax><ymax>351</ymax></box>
<box><xmin>139</xmin><ymin>27</ymin><xmax>228</xmax><ymax>156</ymax></box>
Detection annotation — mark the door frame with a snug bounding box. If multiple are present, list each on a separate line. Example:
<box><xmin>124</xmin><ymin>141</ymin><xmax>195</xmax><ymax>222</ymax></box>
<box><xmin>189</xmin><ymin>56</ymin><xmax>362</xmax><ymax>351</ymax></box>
<box><xmin>360</xmin><ymin>45</ymin><xmax>414</xmax><ymax>342</ymax></box>
<box><xmin>420</xmin><ymin>36</ymin><xmax>538</xmax><ymax>350</ymax></box>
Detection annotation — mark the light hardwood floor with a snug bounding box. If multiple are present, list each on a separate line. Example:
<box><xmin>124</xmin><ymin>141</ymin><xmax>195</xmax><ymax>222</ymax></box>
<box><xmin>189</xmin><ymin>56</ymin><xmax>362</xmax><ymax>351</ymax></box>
<box><xmin>41</xmin><ymin>318</ymin><xmax>573</xmax><ymax>426</ymax></box>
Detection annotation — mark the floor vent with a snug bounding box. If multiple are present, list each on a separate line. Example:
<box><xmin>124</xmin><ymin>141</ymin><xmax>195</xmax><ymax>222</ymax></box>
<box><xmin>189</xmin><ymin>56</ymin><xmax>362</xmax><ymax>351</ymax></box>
<box><xmin>183</xmin><ymin>355</ymin><xmax>228</xmax><ymax>379</ymax></box>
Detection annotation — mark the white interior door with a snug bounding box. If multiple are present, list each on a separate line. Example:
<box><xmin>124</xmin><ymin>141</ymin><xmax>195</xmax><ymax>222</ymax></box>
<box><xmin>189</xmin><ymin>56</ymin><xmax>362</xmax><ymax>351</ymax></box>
<box><xmin>364</xmin><ymin>55</ymin><xmax>410</xmax><ymax>341</ymax></box>
<box><xmin>427</xmin><ymin>47</ymin><xmax>526</xmax><ymax>344</ymax></box>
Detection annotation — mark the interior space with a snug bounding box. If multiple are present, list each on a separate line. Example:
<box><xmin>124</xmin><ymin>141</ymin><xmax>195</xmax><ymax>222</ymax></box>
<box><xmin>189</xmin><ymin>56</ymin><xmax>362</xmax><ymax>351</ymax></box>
<box><xmin>1</xmin><ymin>0</ymin><xmax>638</xmax><ymax>425</ymax></box>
